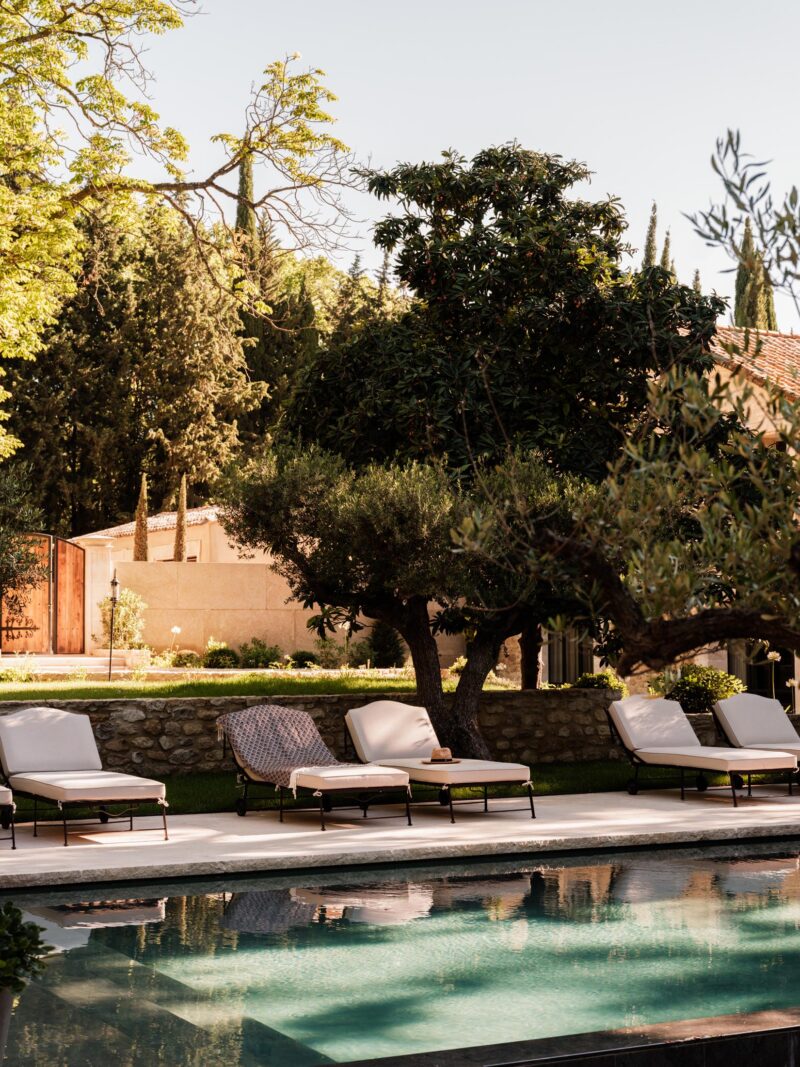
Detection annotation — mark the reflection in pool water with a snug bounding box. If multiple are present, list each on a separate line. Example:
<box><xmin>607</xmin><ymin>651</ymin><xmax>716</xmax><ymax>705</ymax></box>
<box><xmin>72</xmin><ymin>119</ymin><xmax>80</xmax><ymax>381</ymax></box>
<box><xmin>5</xmin><ymin>844</ymin><xmax>800</xmax><ymax>1065</ymax></box>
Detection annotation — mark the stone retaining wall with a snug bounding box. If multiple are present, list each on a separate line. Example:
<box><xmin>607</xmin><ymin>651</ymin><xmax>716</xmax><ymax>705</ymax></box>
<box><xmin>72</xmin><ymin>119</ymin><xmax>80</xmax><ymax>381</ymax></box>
<box><xmin>0</xmin><ymin>690</ymin><xmax>741</xmax><ymax>778</ymax></box>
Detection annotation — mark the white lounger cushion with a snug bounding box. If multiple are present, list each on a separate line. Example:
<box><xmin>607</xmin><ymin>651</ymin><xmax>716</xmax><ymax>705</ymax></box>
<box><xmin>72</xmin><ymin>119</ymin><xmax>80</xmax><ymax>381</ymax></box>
<box><xmin>715</xmin><ymin>694</ymin><xmax>800</xmax><ymax>748</ymax></box>
<box><xmin>372</xmin><ymin>757</ymin><xmax>529</xmax><ymax>786</ymax></box>
<box><xmin>8</xmin><ymin>771</ymin><xmax>166</xmax><ymax>804</ymax></box>
<box><xmin>0</xmin><ymin>706</ymin><xmax>102</xmax><ymax>775</ymax></box>
<box><xmin>0</xmin><ymin>786</ymin><xmax>11</xmax><ymax>806</ymax></box>
<box><xmin>609</xmin><ymin>696</ymin><xmax>700</xmax><ymax>751</ymax></box>
<box><xmin>633</xmin><ymin>747</ymin><xmax>796</xmax><ymax>772</ymax></box>
<box><xmin>346</xmin><ymin>701</ymin><xmax>439</xmax><ymax>762</ymax></box>
<box><xmin>291</xmin><ymin>764</ymin><xmax>409</xmax><ymax>792</ymax></box>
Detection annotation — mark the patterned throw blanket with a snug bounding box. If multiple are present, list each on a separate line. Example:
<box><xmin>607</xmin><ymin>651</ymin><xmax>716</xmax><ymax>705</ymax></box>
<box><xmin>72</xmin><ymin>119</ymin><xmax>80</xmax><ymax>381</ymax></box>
<box><xmin>218</xmin><ymin>704</ymin><xmax>356</xmax><ymax>790</ymax></box>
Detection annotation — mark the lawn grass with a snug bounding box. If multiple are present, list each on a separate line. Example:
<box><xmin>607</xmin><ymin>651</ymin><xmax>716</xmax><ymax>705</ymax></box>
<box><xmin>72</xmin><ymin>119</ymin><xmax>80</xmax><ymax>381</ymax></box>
<box><xmin>0</xmin><ymin>673</ymin><xmax>489</xmax><ymax>702</ymax></box>
<box><xmin>11</xmin><ymin>760</ymin><xmax>726</xmax><ymax>821</ymax></box>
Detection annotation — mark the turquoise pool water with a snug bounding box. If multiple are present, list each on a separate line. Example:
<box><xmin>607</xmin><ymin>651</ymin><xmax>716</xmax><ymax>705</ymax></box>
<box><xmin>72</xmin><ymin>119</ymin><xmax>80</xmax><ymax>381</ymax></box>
<box><xmin>5</xmin><ymin>844</ymin><xmax>800</xmax><ymax>1064</ymax></box>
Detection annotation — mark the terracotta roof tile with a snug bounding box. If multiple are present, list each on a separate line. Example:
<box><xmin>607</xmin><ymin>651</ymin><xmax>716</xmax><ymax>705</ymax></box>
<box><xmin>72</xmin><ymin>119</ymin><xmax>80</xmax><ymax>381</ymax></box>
<box><xmin>93</xmin><ymin>505</ymin><xmax>219</xmax><ymax>539</ymax></box>
<box><xmin>712</xmin><ymin>325</ymin><xmax>800</xmax><ymax>400</ymax></box>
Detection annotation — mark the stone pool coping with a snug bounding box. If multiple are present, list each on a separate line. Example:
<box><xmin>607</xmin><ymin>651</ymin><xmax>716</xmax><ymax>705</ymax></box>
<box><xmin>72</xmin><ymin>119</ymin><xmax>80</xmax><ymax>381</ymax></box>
<box><xmin>2</xmin><ymin>787</ymin><xmax>800</xmax><ymax>890</ymax></box>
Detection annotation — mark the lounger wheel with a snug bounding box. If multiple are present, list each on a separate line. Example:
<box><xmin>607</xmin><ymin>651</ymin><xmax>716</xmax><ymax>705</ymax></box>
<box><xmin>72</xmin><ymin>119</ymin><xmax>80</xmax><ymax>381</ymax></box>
<box><xmin>731</xmin><ymin>774</ymin><xmax>745</xmax><ymax>790</ymax></box>
<box><xmin>626</xmin><ymin>779</ymin><xmax>639</xmax><ymax>796</ymax></box>
<box><xmin>438</xmin><ymin>788</ymin><xmax>450</xmax><ymax>806</ymax></box>
<box><xmin>235</xmin><ymin>797</ymin><xmax>247</xmax><ymax>817</ymax></box>
<box><xmin>99</xmin><ymin>811</ymin><xmax>110</xmax><ymax>824</ymax></box>
<box><xmin>695</xmin><ymin>774</ymin><xmax>709</xmax><ymax>792</ymax></box>
<box><xmin>0</xmin><ymin>806</ymin><xmax>10</xmax><ymax>831</ymax></box>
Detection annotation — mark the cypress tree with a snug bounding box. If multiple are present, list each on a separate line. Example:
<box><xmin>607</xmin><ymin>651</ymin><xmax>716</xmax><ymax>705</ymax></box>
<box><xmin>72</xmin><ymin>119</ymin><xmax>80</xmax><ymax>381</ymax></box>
<box><xmin>235</xmin><ymin>151</ymin><xmax>258</xmax><ymax>248</ymax></box>
<box><xmin>173</xmin><ymin>473</ymin><xmax>187</xmax><ymax>562</ymax></box>
<box><xmin>693</xmin><ymin>269</ymin><xmax>702</xmax><ymax>294</ymax></box>
<box><xmin>735</xmin><ymin>218</ymin><xmax>778</xmax><ymax>330</ymax></box>
<box><xmin>642</xmin><ymin>203</ymin><xmax>657</xmax><ymax>268</ymax></box>
<box><xmin>660</xmin><ymin>231</ymin><xmax>671</xmax><ymax>272</ymax></box>
<box><xmin>133</xmin><ymin>473</ymin><xmax>148</xmax><ymax>562</ymax></box>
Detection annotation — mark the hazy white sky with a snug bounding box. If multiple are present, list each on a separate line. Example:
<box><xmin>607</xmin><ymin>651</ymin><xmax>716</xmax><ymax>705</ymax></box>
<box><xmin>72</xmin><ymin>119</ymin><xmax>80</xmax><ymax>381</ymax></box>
<box><xmin>141</xmin><ymin>0</ymin><xmax>800</xmax><ymax>327</ymax></box>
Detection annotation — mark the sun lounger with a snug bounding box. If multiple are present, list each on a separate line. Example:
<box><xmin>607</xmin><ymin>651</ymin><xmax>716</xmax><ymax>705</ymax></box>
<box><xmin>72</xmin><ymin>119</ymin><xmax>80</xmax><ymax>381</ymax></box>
<box><xmin>0</xmin><ymin>706</ymin><xmax>168</xmax><ymax>845</ymax></box>
<box><xmin>714</xmin><ymin>693</ymin><xmax>800</xmax><ymax>760</ymax></box>
<box><xmin>344</xmin><ymin>699</ymin><xmax>534</xmax><ymax>822</ymax></box>
<box><xmin>218</xmin><ymin>704</ymin><xmax>412</xmax><ymax>830</ymax></box>
<box><xmin>608</xmin><ymin>695</ymin><xmax>797</xmax><ymax>805</ymax></box>
<box><xmin>0</xmin><ymin>784</ymin><xmax>14</xmax><ymax>849</ymax></box>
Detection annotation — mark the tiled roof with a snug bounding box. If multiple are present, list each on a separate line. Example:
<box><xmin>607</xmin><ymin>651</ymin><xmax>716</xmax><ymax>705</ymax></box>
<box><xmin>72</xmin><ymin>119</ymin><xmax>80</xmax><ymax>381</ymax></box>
<box><xmin>711</xmin><ymin>325</ymin><xmax>800</xmax><ymax>400</ymax></box>
<box><xmin>92</xmin><ymin>505</ymin><xmax>219</xmax><ymax>539</ymax></box>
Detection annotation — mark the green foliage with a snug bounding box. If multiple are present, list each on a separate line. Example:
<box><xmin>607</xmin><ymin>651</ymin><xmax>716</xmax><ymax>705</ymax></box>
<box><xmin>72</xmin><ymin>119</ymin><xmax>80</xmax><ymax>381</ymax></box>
<box><xmin>734</xmin><ymin>218</ymin><xmax>777</xmax><ymax>330</ymax></box>
<box><xmin>0</xmin><ymin>902</ymin><xmax>49</xmax><ymax>993</ymax></box>
<box><xmin>0</xmin><ymin>654</ymin><xmax>39</xmax><ymax>684</ymax></box>
<box><xmin>449</xmin><ymin>655</ymin><xmax>467</xmax><ymax>675</ymax></box>
<box><xmin>290</xmin><ymin>649</ymin><xmax>319</xmax><ymax>668</ymax></box>
<box><xmin>642</xmin><ymin>203</ymin><xmax>658</xmax><ymax>268</ymax></box>
<box><xmin>134</xmin><ymin>473</ymin><xmax>149</xmax><ymax>562</ymax></box>
<box><xmin>238</xmin><ymin>638</ymin><xmax>282</xmax><ymax>669</ymax></box>
<box><xmin>654</xmin><ymin>664</ymin><xmax>745</xmax><ymax>714</ymax></box>
<box><xmin>202</xmin><ymin>641</ymin><xmax>240</xmax><ymax>669</ymax></box>
<box><xmin>97</xmin><ymin>588</ymin><xmax>146</xmax><ymax>650</ymax></box>
<box><xmin>368</xmin><ymin>621</ymin><xmax>406</xmax><ymax>668</ymax></box>
<box><xmin>173</xmin><ymin>474</ymin><xmax>187</xmax><ymax>562</ymax></box>
<box><xmin>172</xmin><ymin>650</ymin><xmax>201</xmax><ymax>669</ymax></box>
<box><xmin>0</xmin><ymin>466</ymin><xmax>49</xmax><ymax>638</ymax></box>
<box><xmin>287</xmin><ymin>145</ymin><xmax>722</xmax><ymax>479</ymax></box>
<box><xmin>572</xmin><ymin>671</ymin><xmax>629</xmax><ymax>698</ymax></box>
<box><xmin>314</xmin><ymin>638</ymin><xmax>348</xmax><ymax>668</ymax></box>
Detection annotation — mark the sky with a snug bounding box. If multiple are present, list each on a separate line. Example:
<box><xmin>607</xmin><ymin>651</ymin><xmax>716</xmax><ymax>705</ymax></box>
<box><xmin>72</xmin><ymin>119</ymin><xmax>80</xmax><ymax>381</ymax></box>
<box><xmin>140</xmin><ymin>0</ymin><xmax>800</xmax><ymax>327</ymax></box>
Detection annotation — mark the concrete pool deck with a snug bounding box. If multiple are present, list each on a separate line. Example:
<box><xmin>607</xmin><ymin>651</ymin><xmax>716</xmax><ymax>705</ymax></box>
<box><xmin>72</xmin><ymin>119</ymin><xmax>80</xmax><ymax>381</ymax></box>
<box><xmin>2</xmin><ymin>786</ymin><xmax>800</xmax><ymax>889</ymax></box>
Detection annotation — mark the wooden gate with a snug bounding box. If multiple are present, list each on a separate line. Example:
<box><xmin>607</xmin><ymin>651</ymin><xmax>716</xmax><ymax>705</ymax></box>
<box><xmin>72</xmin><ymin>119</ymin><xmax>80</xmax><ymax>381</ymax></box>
<box><xmin>1</xmin><ymin>535</ymin><xmax>85</xmax><ymax>654</ymax></box>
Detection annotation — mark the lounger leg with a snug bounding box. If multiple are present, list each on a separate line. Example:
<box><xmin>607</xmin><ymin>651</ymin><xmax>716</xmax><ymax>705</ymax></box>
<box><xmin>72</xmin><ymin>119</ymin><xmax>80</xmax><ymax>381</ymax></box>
<box><xmin>318</xmin><ymin>792</ymin><xmax>326</xmax><ymax>831</ymax></box>
<box><xmin>10</xmin><ymin>806</ymin><xmax>14</xmax><ymax>850</ymax></box>
<box><xmin>405</xmin><ymin>787</ymin><xmax>412</xmax><ymax>826</ymax></box>
<box><xmin>483</xmin><ymin>785</ymin><xmax>488</xmax><ymax>813</ymax></box>
<box><xmin>747</xmin><ymin>773</ymin><xmax>752</xmax><ymax>798</ymax></box>
<box><xmin>60</xmin><ymin>802</ymin><xmax>68</xmax><ymax>846</ymax></box>
<box><xmin>160</xmin><ymin>800</ymin><xmax>169</xmax><ymax>841</ymax></box>
<box><xmin>278</xmin><ymin>786</ymin><xmax>284</xmax><ymax>823</ymax></box>
<box><xmin>680</xmin><ymin>768</ymin><xmax>685</xmax><ymax>801</ymax></box>
<box><xmin>790</xmin><ymin>772</ymin><xmax>794</xmax><ymax>797</ymax></box>
<box><xmin>729</xmin><ymin>773</ymin><xmax>739</xmax><ymax>808</ymax></box>
<box><xmin>33</xmin><ymin>795</ymin><xmax>38</xmax><ymax>838</ymax></box>
<box><xmin>446</xmin><ymin>786</ymin><xmax>455</xmax><ymax>824</ymax></box>
<box><xmin>527</xmin><ymin>782</ymin><xmax>536</xmax><ymax>820</ymax></box>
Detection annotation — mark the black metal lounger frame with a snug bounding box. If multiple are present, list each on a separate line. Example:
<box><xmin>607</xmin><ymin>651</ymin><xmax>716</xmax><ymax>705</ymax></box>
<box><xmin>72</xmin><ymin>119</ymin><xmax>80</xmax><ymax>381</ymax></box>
<box><xmin>0</xmin><ymin>800</ymin><xmax>15</xmax><ymax>849</ymax></box>
<box><xmin>0</xmin><ymin>772</ymin><xmax>169</xmax><ymax>846</ymax></box>
<box><xmin>708</xmin><ymin>705</ymin><xmax>798</xmax><ymax>799</ymax></box>
<box><xmin>342</xmin><ymin>727</ymin><xmax>536</xmax><ymax>823</ymax></box>
<box><xmin>229</xmin><ymin>752</ymin><xmax>413</xmax><ymax>832</ymax></box>
<box><xmin>605</xmin><ymin>708</ymin><xmax>794</xmax><ymax>808</ymax></box>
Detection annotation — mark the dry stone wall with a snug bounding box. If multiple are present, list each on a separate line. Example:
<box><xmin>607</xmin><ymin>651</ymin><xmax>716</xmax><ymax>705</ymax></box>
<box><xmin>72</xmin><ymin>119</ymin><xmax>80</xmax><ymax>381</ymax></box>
<box><xmin>0</xmin><ymin>689</ymin><xmax>726</xmax><ymax>778</ymax></box>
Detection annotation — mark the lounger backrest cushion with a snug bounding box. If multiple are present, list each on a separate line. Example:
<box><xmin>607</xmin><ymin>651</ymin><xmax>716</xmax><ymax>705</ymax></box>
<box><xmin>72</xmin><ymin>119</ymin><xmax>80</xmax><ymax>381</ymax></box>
<box><xmin>345</xmin><ymin>701</ymin><xmax>440</xmax><ymax>761</ymax></box>
<box><xmin>0</xmin><ymin>706</ymin><xmax>102</xmax><ymax>776</ymax></box>
<box><xmin>609</xmin><ymin>696</ymin><xmax>699</xmax><ymax>752</ymax></box>
<box><xmin>714</xmin><ymin>694</ymin><xmax>799</xmax><ymax>747</ymax></box>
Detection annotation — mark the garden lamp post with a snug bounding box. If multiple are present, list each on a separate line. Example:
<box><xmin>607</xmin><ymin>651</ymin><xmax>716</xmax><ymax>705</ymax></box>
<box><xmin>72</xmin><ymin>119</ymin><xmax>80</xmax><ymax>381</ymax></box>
<box><xmin>108</xmin><ymin>570</ymin><xmax>119</xmax><ymax>681</ymax></box>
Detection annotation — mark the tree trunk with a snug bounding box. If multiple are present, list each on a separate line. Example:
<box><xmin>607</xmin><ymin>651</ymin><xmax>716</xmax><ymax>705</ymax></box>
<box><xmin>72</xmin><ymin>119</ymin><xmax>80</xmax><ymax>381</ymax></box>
<box><xmin>519</xmin><ymin>620</ymin><xmax>542</xmax><ymax>690</ymax></box>
<box><xmin>393</xmin><ymin>597</ymin><xmax>448</xmax><ymax>737</ymax></box>
<box><xmin>447</xmin><ymin>631</ymin><xmax>504</xmax><ymax>759</ymax></box>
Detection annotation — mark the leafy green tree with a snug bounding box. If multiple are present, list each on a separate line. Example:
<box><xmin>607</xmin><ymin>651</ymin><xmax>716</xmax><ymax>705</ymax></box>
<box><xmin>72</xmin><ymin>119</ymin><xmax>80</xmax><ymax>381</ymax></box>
<box><xmin>173</xmin><ymin>473</ymin><xmax>187</xmax><ymax>562</ymax></box>
<box><xmin>0</xmin><ymin>465</ymin><xmax>49</xmax><ymax>647</ymax></box>
<box><xmin>0</xmin><ymin>1</ymin><xmax>349</xmax><ymax>454</ymax></box>
<box><xmin>642</xmin><ymin>202</ymin><xmax>658</xmax><ymax>268</ymax></box>
<box><xmin>287</xmin><ymin>146</ymin><xmax>722</xmax><ymax>479</ymax></box>
<box><xmin>9</xmin><ymin>206</ymin><xmax>262</xmax><ymax>534</ymax></box>
<box><xmin>734</xmin><ymin>218</ymin><xmax>778</xmax><ymax>329</ymax></box>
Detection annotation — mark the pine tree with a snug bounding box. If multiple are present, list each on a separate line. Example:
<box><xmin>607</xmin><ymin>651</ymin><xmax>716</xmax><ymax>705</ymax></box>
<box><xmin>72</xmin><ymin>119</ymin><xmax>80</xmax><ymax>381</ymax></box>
<box><xmin>735</xmin><ymin>218</ymin><xmax>778</xmax><ymax>330</ymax></box>
<box><xmin>693</xmin><ymin>269</ymin><xmax>702</xmax><ymax>294</ymax></box>
<box><xmin>642</xmin><ymin>203</ymin><xmax>657</xmax><ymax>269</ymax></box>
<box><xmin>660</xmin><ymin>231</ymin><xmax>671</xmax><ymax>272</ymax></box>
<box><xmin>173</xmin><ymin>473</ymin><xmax>187</xmax><ymax>562</ymax></box>
<box><xmin>134</xmin><ymin>473</ymin><xmax>148</xmax><ymax>561</ymax></box>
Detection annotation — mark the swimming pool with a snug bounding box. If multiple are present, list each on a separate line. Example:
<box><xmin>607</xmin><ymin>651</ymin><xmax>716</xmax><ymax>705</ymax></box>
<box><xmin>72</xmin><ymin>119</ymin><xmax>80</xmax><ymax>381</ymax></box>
<box><xmin>5</xmin><ymin>843</ymin><xmax>800</xmax><ymax>1065</ymax></box>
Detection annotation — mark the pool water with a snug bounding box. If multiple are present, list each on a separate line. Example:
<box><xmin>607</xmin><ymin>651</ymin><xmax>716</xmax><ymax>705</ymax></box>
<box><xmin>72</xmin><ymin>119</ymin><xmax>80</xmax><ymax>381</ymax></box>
<box><xmin>6</xmin><ymin>844</ymin><xmax>800</xmax><ymax>1065</ymax></box>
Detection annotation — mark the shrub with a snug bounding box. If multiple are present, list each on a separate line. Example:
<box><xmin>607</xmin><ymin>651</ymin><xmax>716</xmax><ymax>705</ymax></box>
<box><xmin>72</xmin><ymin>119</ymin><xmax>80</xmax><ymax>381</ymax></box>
<box><xmin>572</xmin><ymin>670</ymin><xmax>629</xmax><ymax>698</ymax></box>
<box><xmin>202</xmin><ymin>639</ymin><xmax>240</xmax><ymax>669</ymax></box>
<box><xmin>0</xmin><ymin>653</ymin><xmax>39</xmax><ymax>683</ymax></box>
<box><xmin>449</xmin><ymin>655</ymin><xmax>467</xmax><ymax>675</ymax></box>
<box><xmin>314</xmin><ymin>636</ymin><xmax>372</xmax><ymax>668</ymax></box>
<box><xmin>291</xmin><ymin>649</ymin><xmax>319</xmax><ymax>668</ymax></box>
<box><xmin>654</xmin><ymin>663</ymin><xmax>745</xmax><ymax>714</ymax></box>
<box><xmin>346</xmin><ymin>638</ymin><xmax>373</xmax><ymax>667</ymax></box>
<box><xmin>239</xmin><ymin>638</ymin><xmax>282</xmax><ymax>669</ymax></box>
<box><xmin>367</xmin><ymin>621</ymin><xmax>406</xmax><ymax>668</ymax></box>
<box><xmin>173</xmin><ymin>650</ymin><xmax>201</xmax><ymax>668</ymax></box>
<box><xmin>96</xmin><ymin>588</ymin><xmax>146</xmax><ymax>649</ymax></box>
<box><xmin>0</xmin><ymin>902</ymin><xmax>49</xmax><ymax>993</ymax></box>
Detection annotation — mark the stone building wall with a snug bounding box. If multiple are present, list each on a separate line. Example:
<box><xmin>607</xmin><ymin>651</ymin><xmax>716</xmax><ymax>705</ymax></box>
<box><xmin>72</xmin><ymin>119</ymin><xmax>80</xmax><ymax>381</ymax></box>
<box><xmin>0</xmin><ymin>690</ymin><xmax>737</xmax><ymax>779</ymax></box>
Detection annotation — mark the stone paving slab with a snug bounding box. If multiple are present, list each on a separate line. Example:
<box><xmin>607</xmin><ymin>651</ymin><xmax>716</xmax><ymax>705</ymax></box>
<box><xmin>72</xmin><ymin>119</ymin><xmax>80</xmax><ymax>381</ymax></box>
<box><xmin>1</xmin><ymin>787</ymin><xmax>800</xmax><ymax>890</ymax></box>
